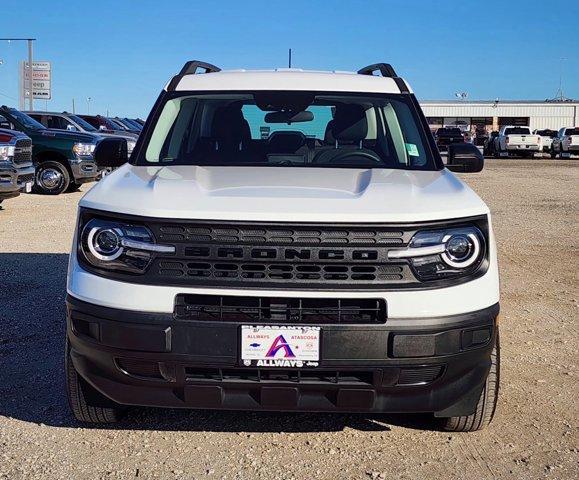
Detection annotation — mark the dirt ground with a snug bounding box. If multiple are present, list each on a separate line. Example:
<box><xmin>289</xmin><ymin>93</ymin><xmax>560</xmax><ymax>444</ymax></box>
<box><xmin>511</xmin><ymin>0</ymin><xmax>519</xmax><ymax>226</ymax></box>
<box><xmin>0</xmin><ymin>160</ymin><xmax>577</xmax><ymax>480</ymax></box>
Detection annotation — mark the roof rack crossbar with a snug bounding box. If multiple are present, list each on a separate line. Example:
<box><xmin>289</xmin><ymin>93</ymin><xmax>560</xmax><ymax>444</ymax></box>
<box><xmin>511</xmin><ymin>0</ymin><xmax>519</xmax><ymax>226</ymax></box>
<box><xmin>357</xmin><ymin>63</ymin><xmax>397</xmax><ymax>78</ymax></box>
<box><xmin>179</xmin><ymin>60</ymin><xmax>221</xmax><ymax>76</ymax></box>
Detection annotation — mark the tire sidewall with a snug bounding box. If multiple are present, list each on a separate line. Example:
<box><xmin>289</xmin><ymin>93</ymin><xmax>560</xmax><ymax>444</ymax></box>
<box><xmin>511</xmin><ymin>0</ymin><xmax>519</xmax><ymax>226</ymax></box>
<box><xmin>35</xmin><ymin>161</ymin><xmax>70</xmax><ymax>195</ymax></box>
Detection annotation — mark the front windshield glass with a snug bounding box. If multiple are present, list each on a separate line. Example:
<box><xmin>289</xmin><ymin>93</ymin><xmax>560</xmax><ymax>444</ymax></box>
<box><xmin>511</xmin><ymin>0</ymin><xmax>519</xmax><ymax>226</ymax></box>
<box><xmin>139</xmin><ymin>92</ymin><xmax>436</xmax><ymax>170</ymax></box>
<box><xmin>70</xmin><ymin>115</ymin><xmax>98</xmax><ymax>132</ymax></box>
<box><xmin>7</xmin><ymin>109</ymin><xmax>46</xmax><ymax>130</ymax></box>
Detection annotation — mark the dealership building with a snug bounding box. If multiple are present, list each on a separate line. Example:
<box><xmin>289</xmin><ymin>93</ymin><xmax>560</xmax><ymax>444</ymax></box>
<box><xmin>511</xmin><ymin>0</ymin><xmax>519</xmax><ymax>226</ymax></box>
<box><xmin>420</xmin><ymin>100</ymin><xmax>578</xmax><ymax>133</ymax></box>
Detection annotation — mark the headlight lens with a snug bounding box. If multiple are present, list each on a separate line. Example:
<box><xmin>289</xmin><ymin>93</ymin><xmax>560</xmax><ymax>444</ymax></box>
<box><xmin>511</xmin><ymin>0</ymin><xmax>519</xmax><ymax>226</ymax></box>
<box><xmin>72</xmin><ymin>142</ymin><xmax>96</xmax><ymax>158</ymax></box>
<box><xmin>0</xmin><ymin>145</ymin><xmax>15</xmax><ymax>161</ymax></box>
<box><xmin>79</xmin><ymin>218</ymin><xmax>174</xmax><ymax>274</ymax></box>
<box><xmin>389</xmin><ymin>226</ymin><xmax>485</xmax><ymax>281</ymax></box>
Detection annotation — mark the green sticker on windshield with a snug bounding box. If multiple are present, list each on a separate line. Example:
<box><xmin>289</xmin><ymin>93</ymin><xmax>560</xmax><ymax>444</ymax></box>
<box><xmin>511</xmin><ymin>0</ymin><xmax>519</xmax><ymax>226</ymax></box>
<box><xmin>405</xmin><ymin>143</ymin><xmax>419</xmax><ymax>156</ymax></box>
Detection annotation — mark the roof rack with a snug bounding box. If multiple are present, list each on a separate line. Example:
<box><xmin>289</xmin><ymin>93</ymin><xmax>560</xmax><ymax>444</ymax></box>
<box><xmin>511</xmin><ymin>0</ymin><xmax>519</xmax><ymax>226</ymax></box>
<box><xmin>167</xmin><ymin>60</ymin><xmax>221</xmax><ymax>92</ymax></box>
<box><xmin>357</xmin><ymin>63</ymin><xmax>397</xmax><ymax>77</ymax></box>
<box><xmin>357</xmin><ymin>63</ymin><xmax>409</xmax><ymax>93</ymax></box>
<box><xmin>178</xmin><ymin>60</ymin><xmax>221</xmax><ymax>76</ymax></box>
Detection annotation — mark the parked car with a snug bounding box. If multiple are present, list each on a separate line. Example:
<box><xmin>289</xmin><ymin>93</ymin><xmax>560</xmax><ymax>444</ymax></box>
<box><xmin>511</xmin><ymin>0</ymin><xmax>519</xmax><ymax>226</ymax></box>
<box><xmin>113</xmin><ymin>117</ymin><xmax>142</xmax><ymax>133</ymax></box>
<box><xmin>551</xmin><ymin>127</ymin><xmax>579</xmax><ymax>158</ymax></box>
<box><xmin>132</xmin><ymin>118</ymin><xmax>145</xmax><ymax>126</ymax></box>
<box><xmin>434</xmin><ymin>127</ymin><xmax>464</xmax><ymax>151</ymax></box>
<box><xmin>533</xmin><ymin>129</ymin><xmax>558</xmax><ymax>156</ymax></box>
<box><xmin>78</xmin><ymin>115</ymin><xmax>138</xmax><ymax>140</ymax></box>
<box><xmin>494</xmin><ymin>126</ymin><xmax>541</xmax><ymax>158</ymax></box>
<box><xmin>26</xmin><ymin>111</ymin><xmax>136</xmax><ymax>157</ymax></box>
<box><xmin>0</xmin><ymin>128</ymin><xmax>35</xmax><ymax>206</ymax></box>
<box><xmin>65</xmin><ymin>61</ymin><xmax>500</xmax><ymax>432</ymax></box>
<box><xmin>483</xmin><ymin>131</ymin><xmax>499</xmax><ymax>157</ymax></box>
<box><xmin>0</xmin><ymin>106</ymin><xmax>100</xmax><ymax>194</ymax></box>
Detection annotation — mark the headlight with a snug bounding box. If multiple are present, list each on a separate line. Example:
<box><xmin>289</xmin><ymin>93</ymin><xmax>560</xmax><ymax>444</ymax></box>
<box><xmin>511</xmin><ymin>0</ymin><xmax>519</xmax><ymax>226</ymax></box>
<box><xmin>79</xmin><ymin>218</ymin><xmax>174</xmax><ymax>274</ymax></box>
<box><xmin>388</xmin><ymin>226</ymin><xmax>485</xmax><ymax>281</ymax></box>
<box><xmin>0</xmin><ymin>145</ymin><xmax>15</xmax><ymax>161</ymax></box>
<box><xmin>127</xmin><ymin>140</ymin><xmax>136</xmax><ymax>155</ymax></box>
<box><xmin>72</xmin><ymin>142</ymin><xmax>96</xmax><ymax>158</ymax></box>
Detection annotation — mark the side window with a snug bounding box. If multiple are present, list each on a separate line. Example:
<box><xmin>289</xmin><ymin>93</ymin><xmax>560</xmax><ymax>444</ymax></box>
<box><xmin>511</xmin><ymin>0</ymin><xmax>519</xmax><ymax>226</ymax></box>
<box><xmin>0</xmin><ymin>115</ymin><xmax>14</xmax><ymax>130</ymax></box>
<box><xmin>241</xmin><ymin>105</ymin><xmax>333</xmax><ymax>140</ymax></box>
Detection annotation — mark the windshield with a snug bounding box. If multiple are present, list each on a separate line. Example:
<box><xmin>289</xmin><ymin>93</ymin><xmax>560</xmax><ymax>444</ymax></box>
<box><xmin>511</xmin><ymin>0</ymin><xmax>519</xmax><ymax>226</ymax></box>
<box><xmin>70</xmin><ymin>115</ymin><xmax>98</xmax><ymax>132</ymax></box>
<box><xmin>139</xmin><ymin>92</ymin><xmax>436</xmax><ymax>170</ymax></box>
<box><xmin>5</xmin><ymin>108</ymin><xmax>46</xmax><ymax>130</ymax></box>
<box><xmin>564</xmin><ymin>128</ymin><xmax>579</xmax><ymax>136</ymax></box>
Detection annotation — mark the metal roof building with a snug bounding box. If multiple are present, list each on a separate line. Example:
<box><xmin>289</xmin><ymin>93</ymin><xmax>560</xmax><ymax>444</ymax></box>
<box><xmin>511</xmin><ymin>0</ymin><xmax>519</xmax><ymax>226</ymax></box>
<box><xmin>419</xmin><ymin>100</ymin><xmax>578</xmax><ymax>132</ymax></box>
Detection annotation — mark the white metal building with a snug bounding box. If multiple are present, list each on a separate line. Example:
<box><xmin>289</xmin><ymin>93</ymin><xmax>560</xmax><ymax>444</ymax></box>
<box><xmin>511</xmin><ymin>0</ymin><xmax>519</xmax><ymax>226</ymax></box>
<box><xmin>420</xmin><ymin>100</ymin><xmax>578</xmax><ymax>133</ymax></box>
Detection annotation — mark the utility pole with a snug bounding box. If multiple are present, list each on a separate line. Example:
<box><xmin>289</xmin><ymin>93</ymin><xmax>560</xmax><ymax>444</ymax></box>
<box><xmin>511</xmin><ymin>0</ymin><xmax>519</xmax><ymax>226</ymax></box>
<box><xmin>0</xmin><ymin>38</ymin><xmax>36</xmax><ymax>110</ymax></box>
<box><xmin>72</xmin><ymin>98</ymin><xmax>75</xmax><ymax>114</ymax></box>
<box><xmin>288</xmin><ymin>48</ymin><xmax>292</xmax><ymax>68</ymax></box>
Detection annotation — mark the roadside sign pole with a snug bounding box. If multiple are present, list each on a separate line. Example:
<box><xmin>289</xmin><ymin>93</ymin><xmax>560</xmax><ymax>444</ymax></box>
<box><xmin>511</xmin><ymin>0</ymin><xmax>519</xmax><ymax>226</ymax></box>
<box><xmin>28</xmin><ymin>39</ymin><xmax>34</xmax><ymax>110</ymax></box>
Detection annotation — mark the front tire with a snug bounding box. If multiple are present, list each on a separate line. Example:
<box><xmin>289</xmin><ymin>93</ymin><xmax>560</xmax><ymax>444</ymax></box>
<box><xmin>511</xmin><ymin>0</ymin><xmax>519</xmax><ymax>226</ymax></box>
<box><xmin>34</xmin><ymin>161</ymin><xmax>70</xmax><ymax>195</ymax></box>
<box><xmin>442</xmin><ymin>330</ymin><xmax>500</xmax><ymax>432</ymax></box>
<box><xmin>65</xmin><ymin>339</ymin><xmax>125</xmax><ymax>423</ymax></box>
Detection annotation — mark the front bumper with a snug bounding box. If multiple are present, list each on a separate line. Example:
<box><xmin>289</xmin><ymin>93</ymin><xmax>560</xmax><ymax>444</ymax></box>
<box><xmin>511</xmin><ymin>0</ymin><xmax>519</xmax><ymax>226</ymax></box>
<box><xmin>67</xmin><ymin>295</ymin><xmax>499</xmax><ymax>417</ymax></box>
<box><xmin>0</xmin><ymin>162</ymin><xmax>35</xmax><ymax>199</ymax></box>
<box><xmin>69</xmin><ymin>158</ymin><xmax>98</xmax><ymax>183</ymax></box>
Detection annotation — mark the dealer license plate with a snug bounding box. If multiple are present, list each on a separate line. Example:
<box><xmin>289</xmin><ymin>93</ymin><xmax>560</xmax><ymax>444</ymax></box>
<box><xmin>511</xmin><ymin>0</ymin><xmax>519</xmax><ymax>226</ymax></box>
<box><xmin>240</xmin><ymin>325</ymin><xmax>320</xmax><ymax>368</ymax></box>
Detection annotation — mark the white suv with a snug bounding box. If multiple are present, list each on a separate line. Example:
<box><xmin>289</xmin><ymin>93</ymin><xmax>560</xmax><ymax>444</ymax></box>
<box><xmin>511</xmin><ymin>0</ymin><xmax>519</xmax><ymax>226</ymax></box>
<box><xmin>66</xmin><ymin>61</ymin><xmax>500</xmax><ymax>431</ymax></box>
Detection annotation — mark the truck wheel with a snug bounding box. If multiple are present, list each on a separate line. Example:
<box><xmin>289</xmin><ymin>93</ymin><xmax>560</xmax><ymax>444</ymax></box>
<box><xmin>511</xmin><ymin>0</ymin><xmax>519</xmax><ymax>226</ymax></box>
<box><xmin>35</xmin><ymin>161</ymin><xmax>70</xmax><ymax>195</ymax></box>
<box><xmin>65</xmin><ymin>339</ymin><xmax>125</xmax><ymax>423</ymax></box>
<box><xmin>442</xmin><ymin>331</ymin><xmax>500</xmax><ymax>432</ymax></box>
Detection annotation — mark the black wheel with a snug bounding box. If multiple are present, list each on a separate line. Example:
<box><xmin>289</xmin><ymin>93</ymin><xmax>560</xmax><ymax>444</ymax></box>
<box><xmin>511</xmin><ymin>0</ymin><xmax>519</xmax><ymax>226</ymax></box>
<box><xmin>34</xmin><ymin>161</ymin><xmax>70</xmax><ymax>195</ymax></box>
<box><xmin>442</xmin><ymin>330</ymin><xmax>500</xmax><ymax>432</ymax></box>
<box><xmin>65</xmin><ymin>338</ymin><xmax>125</xmax><ymax>423</ymax></box>
<box><xmin>66</xmin><ymin>181</ymin><xmax>81</xmax><ymax>192</ymax></box>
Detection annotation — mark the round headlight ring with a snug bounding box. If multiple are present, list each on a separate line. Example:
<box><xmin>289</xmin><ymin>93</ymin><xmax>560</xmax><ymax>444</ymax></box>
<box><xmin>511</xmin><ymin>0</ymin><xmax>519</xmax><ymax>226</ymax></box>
<box><xmin>441</xmin><ymin>232</ymin><xmax>481</xmax><ymax>268</ymax></box>
<box><xmin>87</xmin><ymin>226</ymin><xmax>124</xmax><ymax>261</ymax></box>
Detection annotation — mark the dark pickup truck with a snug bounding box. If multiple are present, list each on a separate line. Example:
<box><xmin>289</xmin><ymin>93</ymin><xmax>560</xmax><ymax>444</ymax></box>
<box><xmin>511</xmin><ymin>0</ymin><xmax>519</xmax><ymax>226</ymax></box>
<box><xmin>435</xmin><ymin>127</ymin><xmax>464</xmax><ymax>151</ymax></box>
<box><xmin>0</xmin><ymin>106</ymin><xmax>100</xmax><ymax>195</ymax></box>
<box><xmin>0</xmin><ymin>128</ymin><xmax>35</xmax><ymax>206</ymax></box>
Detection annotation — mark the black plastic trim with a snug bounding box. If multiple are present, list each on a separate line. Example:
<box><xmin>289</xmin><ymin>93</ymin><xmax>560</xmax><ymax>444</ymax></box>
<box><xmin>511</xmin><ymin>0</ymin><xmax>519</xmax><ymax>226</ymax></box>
<box><xmin>76</xmin><ymin>208</ymin><xmax>490</xmax><ymax>292</ymax></box>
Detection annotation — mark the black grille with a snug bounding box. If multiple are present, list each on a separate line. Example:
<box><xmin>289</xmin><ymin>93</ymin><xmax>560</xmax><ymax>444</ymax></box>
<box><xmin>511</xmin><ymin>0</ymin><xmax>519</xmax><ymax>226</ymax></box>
<box><xmin>157</xmin><ymin>224</ymin><xmax>405</xmax><ymax>246</ymax></box>
<box><xmin>175</xmin><ymin>294</ymin><xmax>386</xmax><ymax>324</ymax></box>
<box><xmin>397</xmin><ymin>366</ymin><xmax>443</xmax><ymax>386</ymax></box>
<box><xmin>14</xmin><ymin>138</ymin><xmax>32</xmax><ymax>164</ymax></box>
<box><xmin>17</xmin><ymin>173</ymin><xmax>34</xmax><ymax>185</ymax></box>
<box><xmin>184</xmin><ymin>367</ymin><xmax>375</xmax><ymax>385</ymax></box>
<box><xmin>145</xmin><ymin>221</ymin><xmax>415</xmax><ymax>288</ymax></box>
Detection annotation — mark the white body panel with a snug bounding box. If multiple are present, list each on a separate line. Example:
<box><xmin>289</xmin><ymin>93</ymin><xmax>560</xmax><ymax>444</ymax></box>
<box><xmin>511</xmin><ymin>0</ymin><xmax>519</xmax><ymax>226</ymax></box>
<box><xmin>79</xmin><ymin>164</ymin><xmax>488</xmax><ymax>223</ymax></box>
<box><xmin>174</xmin><ymin>70</ymin><xmax>412</xmax><ymax>94</ymax></box>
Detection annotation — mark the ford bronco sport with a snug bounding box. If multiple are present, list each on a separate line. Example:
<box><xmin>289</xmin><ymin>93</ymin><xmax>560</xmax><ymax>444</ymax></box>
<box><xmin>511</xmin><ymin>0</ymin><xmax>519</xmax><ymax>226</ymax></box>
<box><xmin>66</xmin><ymin>61</ymin><xmax>500</xmax><ymax>431</ymax></box>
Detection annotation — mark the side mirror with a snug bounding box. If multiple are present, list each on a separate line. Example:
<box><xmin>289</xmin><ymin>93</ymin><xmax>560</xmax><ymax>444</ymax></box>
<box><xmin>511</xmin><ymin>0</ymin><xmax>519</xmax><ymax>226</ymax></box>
<box><xmin>446</xmin><ymin>143</ymin><xmax>484</xmax><ymax>173</ymax></box>
<box><xmin>99</xmin><ymin>125</ymin><xmax>108</xmax><ymax>131</ymax></box>
<box><xmin>93</xmin><ymin>137</ymin><xmax>128</xmax><ymax>169</ymax></box>
<box><xmin>66</xmin><ymin>124</ymin><xmax>78</xmax><ymax>131</ymax></box>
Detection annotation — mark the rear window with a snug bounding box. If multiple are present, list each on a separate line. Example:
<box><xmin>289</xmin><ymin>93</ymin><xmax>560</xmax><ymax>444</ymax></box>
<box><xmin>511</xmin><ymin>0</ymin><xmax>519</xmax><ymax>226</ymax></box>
<box><xmin>536</xmin><ymin>130</ymin><xmax>557</xmax><ymax>138</ymax></box>
<box><xmin>504</xmin><ymin>127</ymin><xmax>531</xmax><ymax>135</ymax></box>
<box><xmin>437</xmin><ymin>128</ymin><xmax>462</xmax><ymax>135</ymax></box>
<box><xmin>564</xmin><ymin>128</ymin><xmax>579</xmax><ymax>136</ymax></box>
<box><xmin>139</xmin><ymin>91</ymin><xmax>437</xmax><ymax>170</ymax></box>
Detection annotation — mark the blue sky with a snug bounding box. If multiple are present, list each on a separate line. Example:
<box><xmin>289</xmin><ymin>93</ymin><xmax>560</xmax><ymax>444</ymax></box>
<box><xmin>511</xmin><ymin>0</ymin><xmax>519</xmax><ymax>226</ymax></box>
<box><xmin>1</xmin><ymin>0</ymin><xmax>577</xmax><ymax>117</ymax></box>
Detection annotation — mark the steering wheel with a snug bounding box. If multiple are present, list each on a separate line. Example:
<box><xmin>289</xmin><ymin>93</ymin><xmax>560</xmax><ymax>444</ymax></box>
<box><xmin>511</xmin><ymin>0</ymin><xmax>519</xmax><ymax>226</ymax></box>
<box><xmin>316</xmin><ymin>149</ymin><xmax>383</xmax><ymax>165</ymax></box>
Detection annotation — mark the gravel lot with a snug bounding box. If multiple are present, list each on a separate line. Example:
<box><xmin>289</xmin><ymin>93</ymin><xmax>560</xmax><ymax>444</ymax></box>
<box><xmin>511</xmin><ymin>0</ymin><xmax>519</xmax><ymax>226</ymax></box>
<box><xmin>0</xmin><ymin>160</ymin><xmax>577</xmax><ymax>480</ymax></box>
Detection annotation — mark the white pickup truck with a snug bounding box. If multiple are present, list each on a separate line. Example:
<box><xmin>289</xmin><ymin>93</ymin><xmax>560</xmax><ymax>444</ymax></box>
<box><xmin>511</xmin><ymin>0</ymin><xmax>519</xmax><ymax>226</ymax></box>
<box><xmin>533</xmin><ymin>129</ymin><xmax>557</xmax><ymax>157</ymax></box>
<box><xmin>551</xmin><ymin>127</ymin><xmax>579</xmax><ymax>158</ymax></box>
<box><xmin>494</xmin><ymin>126</ymin><xmax>541</xmax><ymax>158</ymax></box>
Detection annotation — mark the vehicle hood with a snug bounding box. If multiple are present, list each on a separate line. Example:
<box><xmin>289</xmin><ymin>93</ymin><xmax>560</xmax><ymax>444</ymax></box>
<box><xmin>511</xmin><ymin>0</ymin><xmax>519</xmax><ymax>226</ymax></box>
<box><xmin>80</xmin><ymin>165</ymin><xmax>489</xmax><ymax>222</ymax></box>
<box><xmin>35</xmin><ymin>129</ymin><xmax>99</xmax><ymax>143</ymax></box>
